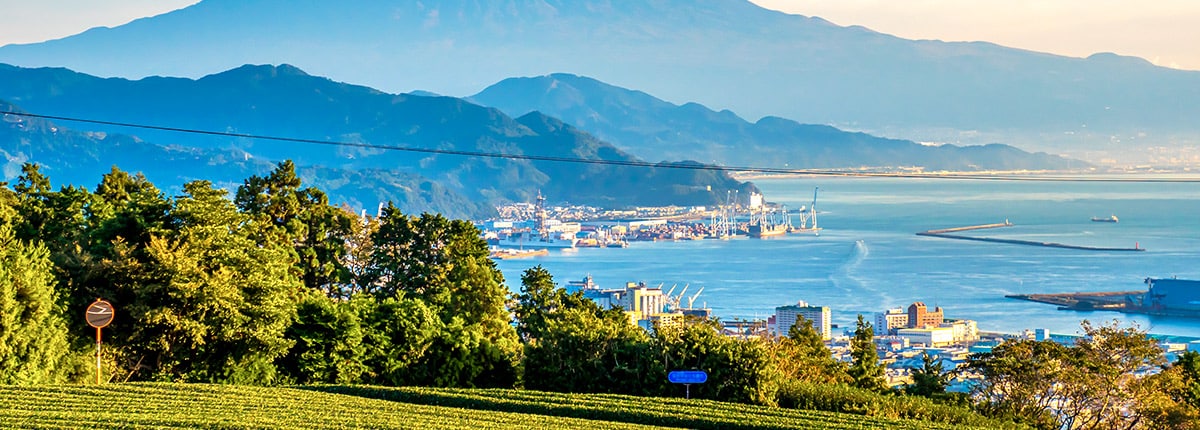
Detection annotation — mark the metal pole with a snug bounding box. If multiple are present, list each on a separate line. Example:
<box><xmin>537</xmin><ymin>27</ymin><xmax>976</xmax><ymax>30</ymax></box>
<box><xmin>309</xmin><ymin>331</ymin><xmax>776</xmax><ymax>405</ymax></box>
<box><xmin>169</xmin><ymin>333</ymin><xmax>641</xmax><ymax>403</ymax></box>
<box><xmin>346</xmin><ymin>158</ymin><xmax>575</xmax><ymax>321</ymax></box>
<box><xmin>685</xmin><ymin>384</ymin><xmax>690</xmax><ymax>399</ymax></box>
<box><xmin>95</xmin><ymin>327</ymin><xmax>102</xmax><ymax>385</ymax></box>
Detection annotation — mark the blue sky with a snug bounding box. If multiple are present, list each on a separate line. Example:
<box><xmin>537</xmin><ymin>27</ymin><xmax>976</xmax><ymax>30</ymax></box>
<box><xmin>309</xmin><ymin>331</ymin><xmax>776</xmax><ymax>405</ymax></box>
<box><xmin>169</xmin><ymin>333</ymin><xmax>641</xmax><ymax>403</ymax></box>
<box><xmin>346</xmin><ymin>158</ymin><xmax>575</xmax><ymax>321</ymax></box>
<box><xmin>2</xmin><ymin>0</ymin><xmax>1196</xmax><ymax>71</ymax></box>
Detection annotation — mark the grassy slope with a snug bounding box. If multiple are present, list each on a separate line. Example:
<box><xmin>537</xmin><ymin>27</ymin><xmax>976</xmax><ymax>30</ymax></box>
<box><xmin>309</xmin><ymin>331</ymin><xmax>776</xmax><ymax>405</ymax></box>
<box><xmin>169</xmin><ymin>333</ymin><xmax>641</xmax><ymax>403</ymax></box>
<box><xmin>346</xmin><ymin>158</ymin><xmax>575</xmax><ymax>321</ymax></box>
<box><xmin>1</xmin><ymin>384</ymin><xmax>1000</xmax><ymax>429</ymax></box>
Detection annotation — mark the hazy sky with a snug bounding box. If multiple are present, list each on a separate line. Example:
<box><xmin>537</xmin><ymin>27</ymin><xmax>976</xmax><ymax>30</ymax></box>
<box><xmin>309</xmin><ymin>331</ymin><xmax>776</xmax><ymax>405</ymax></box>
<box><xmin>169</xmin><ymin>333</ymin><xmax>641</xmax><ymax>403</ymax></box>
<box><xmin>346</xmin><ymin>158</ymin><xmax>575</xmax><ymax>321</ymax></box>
<box><xmin>2</xmin><ymin>0</ymin><xmax>1197</xmax><ymax>71</ymax></box>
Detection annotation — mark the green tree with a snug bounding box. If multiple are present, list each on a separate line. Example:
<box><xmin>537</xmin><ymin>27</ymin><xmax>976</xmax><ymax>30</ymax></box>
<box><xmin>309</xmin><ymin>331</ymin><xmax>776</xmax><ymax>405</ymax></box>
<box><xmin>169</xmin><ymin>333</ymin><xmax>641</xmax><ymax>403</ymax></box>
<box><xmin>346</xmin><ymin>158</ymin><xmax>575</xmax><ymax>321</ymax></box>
<box><xmin>520</xmin><ymin>273</ymin><xmax>654</xmax><ymax>394</ymax></box>
<box><xmin>656</xmin><ymin>320</ymin><xmax>781</xmax><ymax>405</ymax></box>
<box><xmin>1176</xmin><ymin>351</ymin><xmax>1200</xmax><ymax>409</ymax></box>
<box><xmin>905</xmin><ymin>352</ymin><xmax>949</xmax><ymax>397</ymax></box>
<box><xmin>967</xmin><ymin>320</ymin><xmax>1171</xmax><ymax>430</ymax></box>
<box><xmin>0</xmin><ymin>223</ymin><xmax>72</xmax><ymax>384</ymax></box>
<box><xmin>10</xmin><ymin>164</ymin><xmax>96</xmax><ymax>321</ymax></box>
<box><xmin>355</xmin><ymin>294</ymin><xmax>440</xmax><ymax>386</ymax></box>
<box><xmin>848</xmin><ymin>314</ymin><xmax>886</xmax><ymax>391</ymax></box>
<box><xmin>363</xmin><ymin>205</ymin><xmax>519</xmax><ymax>387</ymax></box>
<box><xmin>775</xmin><ymin>316</ymin><xmax>849</xmax><ymax>385</ymax></box>
<box><xmin>235</xmin><ymin>161</ymin><xmax>355</xmax><ymax>296</ymax></box>
<box><xmin>513</xmin><ymin>266</ymin><xmax>597</xmax><ymax>341</ymax></box>
<box><xmin>276</xmin><ymin>292</ymin><xmax>367</xmax><ymax>384</ymax></box>
<box><xmin>118</xmin><ymin>181</ymin><xmax>298</xmax><ymax>383</ymax></box>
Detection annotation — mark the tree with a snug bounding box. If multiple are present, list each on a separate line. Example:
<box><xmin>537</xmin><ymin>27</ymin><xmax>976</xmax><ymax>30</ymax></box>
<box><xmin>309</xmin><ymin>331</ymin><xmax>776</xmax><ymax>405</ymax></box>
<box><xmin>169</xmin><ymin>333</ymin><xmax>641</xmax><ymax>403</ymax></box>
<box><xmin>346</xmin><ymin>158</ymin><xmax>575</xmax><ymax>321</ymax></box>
<box><xmin>1175</xmin><ymin>351</ymin><xmax>1200</xmax><ymax>410</ymax></box>
<box><xmin>235</xmin><ymin>161</ymin><xmax>355</xmax><ymax>295</ymax></box>
<box><xmin>276</xmin><ymin>292</ymin><xmax>367</xmax><ymax>384</ymax></box>
<box><xmin>656</xmin><ymin>320</ymin><xmax>781</xmax><ymax>405</ymax></box>
<box><xmin>517</xmin><ymin>269</ymin><xmax>653</xmax><ymax>394</ymax></box>
<box><xmin>339</xmin><ymin>206</ymin><xmax>378</xmax><ymax>299</ymax></box>
<box><xmin>967</xmin><ymin>320</ymin><xmax>1172</xmax><ymax>430</ymax></box>
<box><xmin>775</xmin><ymin>316</ymin><xmax>849</xmax><ymax>385</ymax></box>
<box><xmin>355</xmin><ymin>294</ymin><xmax>440</xmax><ymax>386</ymax></box>
<box><xmin>117</xmin><ymin>181</ymin><xmax>299</xmax><ymax>383</ymax></box>
<box><xmin>847</xmin><ymin>314</ymin><xmax>886</xmax><ymax>391</ymax></box>
<box><xmin>0</xmin><ymin>223</ymin><xmax>72</xmax><ymax>384</ymax></box>
<box><xmin>906</xmin><ymin>352</ymin><xmax>949</xmax><ymax>397</ymax></box>
<box><xmin>513</xmin><ymin>266</ymin><xmax>597</xmax><ymax>341</ymax></box>
<box><xmin>363</xmin><ymin>205</ymin><xmax>520</xmax><ymax>387</ymax></box>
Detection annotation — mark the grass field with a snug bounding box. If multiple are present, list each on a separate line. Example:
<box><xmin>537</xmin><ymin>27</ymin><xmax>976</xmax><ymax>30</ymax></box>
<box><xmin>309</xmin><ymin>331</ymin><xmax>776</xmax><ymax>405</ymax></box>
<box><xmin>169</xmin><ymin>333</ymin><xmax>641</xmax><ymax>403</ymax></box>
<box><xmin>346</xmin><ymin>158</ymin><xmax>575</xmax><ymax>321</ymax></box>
<box><xmin>0</xmin><ymin>383</ymin><xmax>1009</xmax><ymax>429</ymax></box>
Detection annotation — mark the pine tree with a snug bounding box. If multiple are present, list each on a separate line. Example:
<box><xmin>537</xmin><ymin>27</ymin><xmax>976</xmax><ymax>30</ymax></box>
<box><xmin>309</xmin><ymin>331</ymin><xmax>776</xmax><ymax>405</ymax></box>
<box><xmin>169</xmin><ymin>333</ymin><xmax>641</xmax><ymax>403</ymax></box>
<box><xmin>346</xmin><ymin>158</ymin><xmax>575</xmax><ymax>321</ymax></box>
<box><xmin>848</xmin><ymin>314</ymin><xmax>886</xmax><ymax>391</ymax></box>
<box><xmin>906</xmin><ymin>352</ymin><xmax>948</xmax><ymax>397</ymax></box>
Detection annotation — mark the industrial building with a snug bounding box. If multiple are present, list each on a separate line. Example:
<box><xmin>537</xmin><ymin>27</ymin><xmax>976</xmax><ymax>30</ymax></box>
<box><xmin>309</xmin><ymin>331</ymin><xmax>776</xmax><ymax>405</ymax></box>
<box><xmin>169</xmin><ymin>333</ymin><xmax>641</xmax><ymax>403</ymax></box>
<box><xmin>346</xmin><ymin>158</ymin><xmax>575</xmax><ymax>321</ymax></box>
<box><xmin>1143</xmin><ymin>278</ymin><xmax>1200</xmax><ymax>313</ymax></box>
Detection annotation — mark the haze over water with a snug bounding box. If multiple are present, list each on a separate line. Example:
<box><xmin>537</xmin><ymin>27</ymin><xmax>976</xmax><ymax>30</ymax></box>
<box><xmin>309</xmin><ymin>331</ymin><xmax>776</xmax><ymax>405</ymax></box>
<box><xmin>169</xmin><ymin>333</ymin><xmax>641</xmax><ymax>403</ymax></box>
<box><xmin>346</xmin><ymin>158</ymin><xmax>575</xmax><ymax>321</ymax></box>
<box><xmin>496</xmin><ymin>176</ymin><xmax>1200</xmax><ymax>338</ymax></box>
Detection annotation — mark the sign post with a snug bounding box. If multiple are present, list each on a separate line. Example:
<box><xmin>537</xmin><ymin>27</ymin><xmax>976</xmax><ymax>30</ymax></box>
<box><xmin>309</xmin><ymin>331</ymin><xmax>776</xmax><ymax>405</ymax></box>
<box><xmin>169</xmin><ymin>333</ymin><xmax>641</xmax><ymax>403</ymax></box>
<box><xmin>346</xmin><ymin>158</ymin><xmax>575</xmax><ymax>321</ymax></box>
<box><xmin>85</xmin><ymin>299</ymin><xmax>115</xmax><ymax>385</ymax></box>
<box><xmin>668</xmin><ymin>370</ymin><xmax>708</xmax><ymax>399</ymax></box>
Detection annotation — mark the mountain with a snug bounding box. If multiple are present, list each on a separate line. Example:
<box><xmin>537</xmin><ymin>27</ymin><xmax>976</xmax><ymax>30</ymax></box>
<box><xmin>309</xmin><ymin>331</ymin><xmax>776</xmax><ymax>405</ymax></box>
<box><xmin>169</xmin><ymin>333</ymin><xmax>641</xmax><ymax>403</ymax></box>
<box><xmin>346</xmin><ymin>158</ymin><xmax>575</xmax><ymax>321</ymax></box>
<box><xmin>0</xmin><ymin>63</ymin><xmax>754</xmax><ymax>211</ymax></box>
<box><xmin>470</xmin><ymin>73</ymin><xmax>1075</xmax><ymax>171</ymax></box>
<box><xmin>1</xmin><ymin>0</ymin><xmax>1197</xmax><ymax>160</ymax></box>
<box><xmin>0</xmin><ymin>100</ymin><xmax>494</xmax><ymax>219</ymax></box>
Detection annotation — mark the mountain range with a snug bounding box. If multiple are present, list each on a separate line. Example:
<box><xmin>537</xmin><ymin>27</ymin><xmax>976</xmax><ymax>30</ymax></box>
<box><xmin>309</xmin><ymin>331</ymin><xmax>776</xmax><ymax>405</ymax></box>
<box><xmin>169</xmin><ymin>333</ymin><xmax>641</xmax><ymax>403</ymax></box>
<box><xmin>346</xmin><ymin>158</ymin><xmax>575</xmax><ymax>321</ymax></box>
<box><xmin>470</xmin><ymin>73</ymin><xmax>1074</xmax><ymax>171</ymax></box>
<box><xmin>1</xmin><ymin>0</ymin><xmax>1197</xmax><ymax>160</ymax></box>
<box><xmin>0</xmin><ymin>64</ymin><xmax>755</xmax><ymax>216</ymax></box>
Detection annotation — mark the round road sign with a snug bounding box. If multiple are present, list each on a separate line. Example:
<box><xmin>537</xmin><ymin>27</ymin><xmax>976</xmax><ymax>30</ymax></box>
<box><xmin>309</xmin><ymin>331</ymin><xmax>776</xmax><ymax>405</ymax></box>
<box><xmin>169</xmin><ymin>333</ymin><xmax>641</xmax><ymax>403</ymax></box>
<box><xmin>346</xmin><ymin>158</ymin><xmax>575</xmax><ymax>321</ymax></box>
<box><xmin>86</xmin><ymin>299</ymin><xmax>115</xmax><ymax>328</ymax></box>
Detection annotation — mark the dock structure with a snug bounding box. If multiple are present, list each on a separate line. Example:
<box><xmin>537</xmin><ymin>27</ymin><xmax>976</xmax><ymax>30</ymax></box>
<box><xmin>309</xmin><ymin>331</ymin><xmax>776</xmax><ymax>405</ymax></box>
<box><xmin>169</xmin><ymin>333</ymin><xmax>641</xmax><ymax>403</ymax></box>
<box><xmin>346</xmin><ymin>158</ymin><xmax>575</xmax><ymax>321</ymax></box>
<box><xmin>916</xmin><ymin>221</ymin><xmax>1146</xmax><ymax>252</ymax></box>
<box><xmin>919</xmin><ymin>220</ymin><xmax>1012</xmax><ymax>235</ymax></box>
<box><xmin>1006</xmin><ymin>291</ymin><xmax>1145</xmax><ymax>311</ymax></box>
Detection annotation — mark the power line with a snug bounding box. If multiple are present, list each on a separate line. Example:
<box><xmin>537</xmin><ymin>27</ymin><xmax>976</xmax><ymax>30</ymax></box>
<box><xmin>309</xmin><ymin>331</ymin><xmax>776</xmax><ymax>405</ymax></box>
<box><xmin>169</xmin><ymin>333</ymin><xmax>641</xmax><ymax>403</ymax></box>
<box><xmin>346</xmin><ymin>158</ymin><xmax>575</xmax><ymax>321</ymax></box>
<box><xmin>4</xmin><ymin>110</ymin><xmax>1200</xmax><ymax>183</ymax></box>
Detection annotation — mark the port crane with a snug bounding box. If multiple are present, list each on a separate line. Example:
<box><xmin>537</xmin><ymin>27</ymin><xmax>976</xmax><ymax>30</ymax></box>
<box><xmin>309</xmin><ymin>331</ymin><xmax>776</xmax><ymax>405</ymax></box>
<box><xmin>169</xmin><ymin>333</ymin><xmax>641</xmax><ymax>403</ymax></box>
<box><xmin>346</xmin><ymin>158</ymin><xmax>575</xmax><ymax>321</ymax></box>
<box><xmin>791</xmin><ymin>187</ymin><xmax>821</xmax><ymax>234</ymax></box>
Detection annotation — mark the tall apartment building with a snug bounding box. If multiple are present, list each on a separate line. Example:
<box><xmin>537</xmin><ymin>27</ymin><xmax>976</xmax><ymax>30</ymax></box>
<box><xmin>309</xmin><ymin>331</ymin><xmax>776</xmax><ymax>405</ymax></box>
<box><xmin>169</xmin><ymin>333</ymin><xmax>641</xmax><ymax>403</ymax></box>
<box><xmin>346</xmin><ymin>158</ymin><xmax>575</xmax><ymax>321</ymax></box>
<box><xmin>775</xmin><ymin>301</ymin><xmax>831</xmax><ymax>340</ymax></box>
<box><xmin>907</xmin><ymin>302</ymin><xmax>944</xmax><ymax>329</ymax></box>
<box><xmin>874</xmin><ymin>308</ymin><xmax>909</xmax><ymax>335</ymax></box>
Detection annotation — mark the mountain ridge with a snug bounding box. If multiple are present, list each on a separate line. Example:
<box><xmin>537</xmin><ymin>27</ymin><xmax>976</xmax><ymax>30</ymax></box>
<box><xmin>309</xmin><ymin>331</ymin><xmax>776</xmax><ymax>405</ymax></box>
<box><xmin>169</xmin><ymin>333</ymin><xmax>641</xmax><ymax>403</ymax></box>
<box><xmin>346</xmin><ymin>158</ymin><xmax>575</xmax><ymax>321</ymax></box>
<box><xmin>470</xmin><ymin>73</ymin><xmax>1076</xmax><ymax>171</ymax></box>
<box><xmin>2</xmin><ymin>0</ymin><xmax>1196</xmax><ymax>159</ymax></box>
<box><xmin>0</xmin><ymin>63</ymin><xmax>755</xmax><ymax>212</ymax></box>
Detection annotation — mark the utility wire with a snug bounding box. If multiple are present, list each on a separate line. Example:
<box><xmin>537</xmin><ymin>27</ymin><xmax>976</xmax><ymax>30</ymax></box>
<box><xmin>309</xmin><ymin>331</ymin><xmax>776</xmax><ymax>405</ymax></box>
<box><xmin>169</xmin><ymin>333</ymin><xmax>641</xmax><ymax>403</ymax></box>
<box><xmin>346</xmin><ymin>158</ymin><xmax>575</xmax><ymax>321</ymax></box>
<box><xmin>4</xmin><ymin>110</ymin><xmax>1200</xmax><ymax>183</ymax></box>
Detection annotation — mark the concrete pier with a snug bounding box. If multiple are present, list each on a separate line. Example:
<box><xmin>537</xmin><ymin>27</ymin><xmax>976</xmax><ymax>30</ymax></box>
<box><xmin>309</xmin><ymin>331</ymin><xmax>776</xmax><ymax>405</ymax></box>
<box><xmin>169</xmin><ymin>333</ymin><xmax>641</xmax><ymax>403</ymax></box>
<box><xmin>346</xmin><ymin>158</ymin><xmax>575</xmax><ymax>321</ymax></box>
<box><xmin>917</xmin><ymin>221</ymin><xmax>1146</xmax><ymax>252</ymax></box>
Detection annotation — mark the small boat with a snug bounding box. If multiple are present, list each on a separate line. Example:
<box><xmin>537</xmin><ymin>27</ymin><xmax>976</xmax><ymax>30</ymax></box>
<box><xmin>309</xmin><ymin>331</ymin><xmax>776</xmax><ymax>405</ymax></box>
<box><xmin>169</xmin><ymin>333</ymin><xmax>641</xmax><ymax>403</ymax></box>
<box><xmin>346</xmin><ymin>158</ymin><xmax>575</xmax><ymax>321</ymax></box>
<box><xmin>1091</xmin><ymin>215</ymin><xmax>1118</xmax><ymax>223</ymax></box>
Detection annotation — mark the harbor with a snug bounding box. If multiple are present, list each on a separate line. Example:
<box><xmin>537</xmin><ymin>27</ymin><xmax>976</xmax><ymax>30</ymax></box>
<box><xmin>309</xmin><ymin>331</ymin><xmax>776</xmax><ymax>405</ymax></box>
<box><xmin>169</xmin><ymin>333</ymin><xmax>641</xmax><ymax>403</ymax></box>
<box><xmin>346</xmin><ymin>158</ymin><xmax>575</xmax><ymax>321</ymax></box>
<box><xmin>479</xmin><ymin>189</ymin><xmax>823</xmax><ymax>248</ymax></box>
<box><xmin>490</xmin><ymin>176</ymin><xmax>1200</xmax><ymax>337</ymax></box>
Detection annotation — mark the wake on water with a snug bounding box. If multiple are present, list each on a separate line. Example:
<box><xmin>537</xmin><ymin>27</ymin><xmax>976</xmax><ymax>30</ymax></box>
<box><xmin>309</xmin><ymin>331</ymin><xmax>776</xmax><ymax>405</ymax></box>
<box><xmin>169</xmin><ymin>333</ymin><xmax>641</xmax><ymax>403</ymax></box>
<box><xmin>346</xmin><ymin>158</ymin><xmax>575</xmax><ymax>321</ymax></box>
<box><xmin>828</xmin><ymin>240</ymin><xmax>888</xmax><ymax>308</ymax></box>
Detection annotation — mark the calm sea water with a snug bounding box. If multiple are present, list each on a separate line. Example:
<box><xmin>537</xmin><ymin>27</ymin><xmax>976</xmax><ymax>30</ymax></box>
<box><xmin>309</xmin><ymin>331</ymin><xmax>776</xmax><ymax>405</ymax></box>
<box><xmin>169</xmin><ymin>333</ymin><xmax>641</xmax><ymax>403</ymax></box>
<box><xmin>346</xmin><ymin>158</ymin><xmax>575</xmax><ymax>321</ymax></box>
<box><xmin>495</xmin><ymin>176</ymin><xmax>1200</xmax><ymax>338</ymax></box>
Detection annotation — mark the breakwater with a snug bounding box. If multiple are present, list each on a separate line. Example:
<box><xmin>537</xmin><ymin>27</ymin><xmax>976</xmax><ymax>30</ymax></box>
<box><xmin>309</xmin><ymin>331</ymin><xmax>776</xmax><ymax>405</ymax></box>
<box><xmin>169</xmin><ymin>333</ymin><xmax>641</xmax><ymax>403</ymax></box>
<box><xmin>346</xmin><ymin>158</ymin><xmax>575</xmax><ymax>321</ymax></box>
<box><xmin>917</xmin><ymin>221</ymin><xmax>1146</xmax><ymax>252</ymax></box>
<box><xmin>1006</xmin><ymin>291</ymin><xmax>1144</xmax><ymax>311</ymax></box>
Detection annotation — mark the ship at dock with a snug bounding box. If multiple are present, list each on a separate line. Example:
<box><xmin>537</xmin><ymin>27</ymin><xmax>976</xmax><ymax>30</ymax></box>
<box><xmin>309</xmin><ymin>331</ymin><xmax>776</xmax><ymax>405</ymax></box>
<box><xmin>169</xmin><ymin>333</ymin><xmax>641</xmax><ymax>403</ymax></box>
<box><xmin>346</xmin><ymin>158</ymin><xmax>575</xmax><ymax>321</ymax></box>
<box><xmin>747</xmin><ymin>187</ymin><xmax>821</xmax><ymax>238</ymax></box>
<box><xmin>491</xmin><ymin>192</ymin><xmax>579</xmax><ymax>249</ymax></box>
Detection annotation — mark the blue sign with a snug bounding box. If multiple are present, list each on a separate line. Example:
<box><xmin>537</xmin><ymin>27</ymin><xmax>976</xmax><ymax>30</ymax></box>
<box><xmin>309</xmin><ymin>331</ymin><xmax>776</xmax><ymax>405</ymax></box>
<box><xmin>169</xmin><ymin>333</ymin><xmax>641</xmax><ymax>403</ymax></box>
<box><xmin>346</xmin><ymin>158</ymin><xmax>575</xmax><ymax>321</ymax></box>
<box><xmin>668</xmin><ymin>370</ymin><xmax>708</xmax><ymax>384</ymax></box>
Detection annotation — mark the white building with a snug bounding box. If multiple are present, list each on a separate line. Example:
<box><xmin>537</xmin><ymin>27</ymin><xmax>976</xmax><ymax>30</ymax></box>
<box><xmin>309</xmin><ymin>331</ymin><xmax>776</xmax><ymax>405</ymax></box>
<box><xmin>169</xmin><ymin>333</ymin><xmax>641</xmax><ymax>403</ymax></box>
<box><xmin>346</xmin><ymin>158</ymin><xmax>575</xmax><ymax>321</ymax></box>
<box><xmin>896</xmin><ymin>327</ymin><xmax>955</xmax><ymax>347</ymax></box>
<box><xmin>940</xmin><ymin>319</ymin><xmax>979</xmax><ymax>342</ymax></box>
<box><xmin>775</xmin><ymin>301</ymin><xmax>831</xmax><ymax>340</ymax></box>
<box><xmin>874</xmin><ymin>308</ymin><xmax>909</xmax><ymax>335</ymax></box>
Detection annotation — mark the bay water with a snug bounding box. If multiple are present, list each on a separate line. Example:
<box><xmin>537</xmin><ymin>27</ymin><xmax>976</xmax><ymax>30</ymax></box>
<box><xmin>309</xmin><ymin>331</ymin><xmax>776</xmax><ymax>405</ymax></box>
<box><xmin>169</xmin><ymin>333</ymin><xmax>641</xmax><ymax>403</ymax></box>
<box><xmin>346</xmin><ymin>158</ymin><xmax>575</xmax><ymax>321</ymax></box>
<box><xmin>495</xmin><ymin>176</ymin><xmax>1200</xmax><ymax>338</ymax></box>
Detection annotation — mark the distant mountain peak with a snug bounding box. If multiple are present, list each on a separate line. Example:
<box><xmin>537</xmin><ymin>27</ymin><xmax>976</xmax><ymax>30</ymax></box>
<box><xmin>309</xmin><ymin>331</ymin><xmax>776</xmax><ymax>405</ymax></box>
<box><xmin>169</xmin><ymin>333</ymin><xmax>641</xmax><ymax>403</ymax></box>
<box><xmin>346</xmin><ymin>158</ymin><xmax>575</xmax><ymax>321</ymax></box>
<box><xmin>211</xmin><ymin>63</ymin><xmax>311</xmax><ymax>79</ymax></box>
<box><xmin>1085</xmin><ymin>52</ymin><xmax>1156</xmax><ymax>68</ymax></box>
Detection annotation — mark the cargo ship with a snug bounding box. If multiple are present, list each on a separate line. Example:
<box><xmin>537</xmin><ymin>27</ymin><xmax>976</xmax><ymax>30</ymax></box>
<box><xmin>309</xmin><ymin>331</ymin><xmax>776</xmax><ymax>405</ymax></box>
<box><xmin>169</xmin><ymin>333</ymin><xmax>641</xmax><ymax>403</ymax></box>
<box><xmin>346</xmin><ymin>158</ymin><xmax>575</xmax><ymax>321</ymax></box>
<box><xmin>492</xmin><ymin>192</ymin><xmax>579</xmax><ymax>248</ymax></box>
<box><xmin>1091</xmin><ymin>215</ymin><xmax>1119</xmax><ymax>223</ymax></box>
<box><xmin>748</xmin><ymin>223</ymin><xmax>788</xmax><ymax>238</ymax></box>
